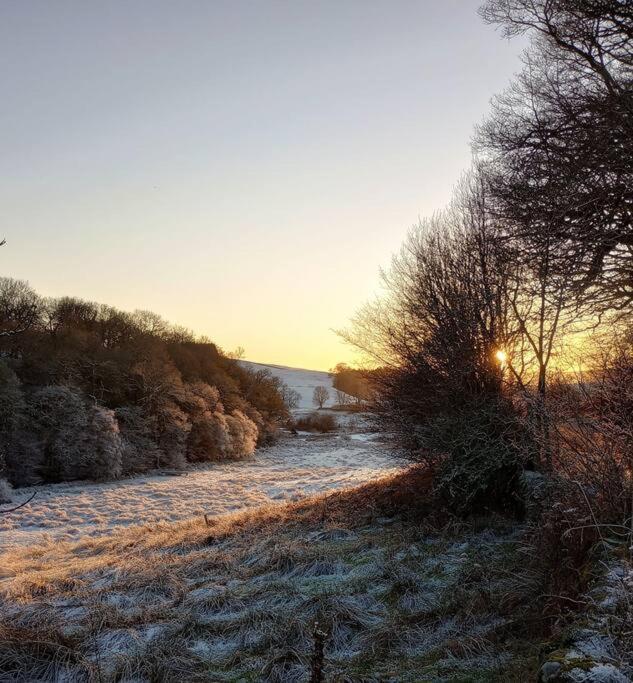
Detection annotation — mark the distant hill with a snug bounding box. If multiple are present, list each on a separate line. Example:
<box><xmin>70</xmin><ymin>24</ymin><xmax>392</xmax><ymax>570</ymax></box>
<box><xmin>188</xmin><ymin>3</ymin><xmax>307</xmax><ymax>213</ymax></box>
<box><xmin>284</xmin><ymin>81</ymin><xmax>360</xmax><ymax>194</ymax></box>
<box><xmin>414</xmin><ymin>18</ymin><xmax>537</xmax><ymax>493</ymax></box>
<box><xmin>240</xmin><ymin>361</ymin><xmax>334</xmax><ymax>410</ymax></box>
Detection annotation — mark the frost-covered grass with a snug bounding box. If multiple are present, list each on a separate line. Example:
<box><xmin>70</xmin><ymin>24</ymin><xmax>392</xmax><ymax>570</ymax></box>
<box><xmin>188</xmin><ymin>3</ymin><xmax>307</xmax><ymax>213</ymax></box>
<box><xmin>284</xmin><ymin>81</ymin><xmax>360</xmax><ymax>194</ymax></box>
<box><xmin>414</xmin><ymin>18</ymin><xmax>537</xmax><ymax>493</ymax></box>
<box><xmin>0</xmin><ymin>467</ymin><xmax>543</xmax><ymax>682</ymax></box>
<box><xmin>537</xmin><ymin>560</ymin><xmax>633</xmax><ymax>682</ymax></box>
<box><xmin>0</xmin><ymin>431</ymin><xmax>398</xmax><ymax>550</ymax></box>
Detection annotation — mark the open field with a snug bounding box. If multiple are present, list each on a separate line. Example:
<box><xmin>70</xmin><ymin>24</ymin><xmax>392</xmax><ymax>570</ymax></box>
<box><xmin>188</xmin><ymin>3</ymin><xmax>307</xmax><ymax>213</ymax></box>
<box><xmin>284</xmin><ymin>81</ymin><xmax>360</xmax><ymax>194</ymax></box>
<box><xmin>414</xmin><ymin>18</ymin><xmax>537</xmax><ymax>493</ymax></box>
<box><xmin>0</xmin><ymin>468</ymin><xmax>542</xmax><ymax>682</ymax></box>
<box><xmin>0</xmin><ymin>429</ymin><xmax>399</xmax><ymax>552</ymax></box>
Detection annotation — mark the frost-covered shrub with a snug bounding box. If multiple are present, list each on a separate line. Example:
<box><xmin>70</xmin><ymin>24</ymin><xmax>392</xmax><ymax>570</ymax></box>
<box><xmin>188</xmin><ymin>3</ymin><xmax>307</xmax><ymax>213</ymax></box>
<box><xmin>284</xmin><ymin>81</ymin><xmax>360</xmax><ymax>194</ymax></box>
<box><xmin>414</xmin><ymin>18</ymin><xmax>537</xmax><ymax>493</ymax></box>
<box><xmin>431</xmin><ymin>400</ymin><xmax>527</xmax><ymax>516</ymax></box>
<box><xmin>29</xmin><ymin>385</ymin><xmax>89</xmax><ymax>482</ymax></box>
<box><xmin>186</xmin><ymin>407</ymin><xmax>257</xmax><ymax>462</ymax></box>
<box><xmin>27</xmin><ymin>386</ymin><xmax>124</xmax><ymax>482</ymax></box>
<box><xmin>3</xmin><ymin>431</ymin><xmax>42</xmax><ymax>486</ymax></box>
<box><xmin>85</xmin><ymin>405</ymin><xmax>123</xmax><ymax>480</ymax></box>
<box><xmin>0</xmin><ymin>477</ymin><xmax>12</xmax><ymax>504</ymax></box>
<box><xmin>0</xmin><ymin>363</ymin><xmax>27</xmax><ymax>486</ymax></box>
<box><xmin>181</xmin><ymin>380</ymin><xmax>258</xmax><ymax>462</ymax></box>
<box><xmin>188</xmin><ymin>381</ymin><xmax>222</xmax><ymax>413</ymax></box>
<box><xmin>0</xmin><ymin>362</ymin><xmax>25</xmax><ymax>436</ymax></box>
<box><xmin>243</xmin><ymin>404</ymin><xmax>279</xmax><ymax>446</ymax></box>
<box><xmin>116</xmin><ymin>406</ymin><xmax>162</xmax><ymax>474</ymax></box>
<box><xmin>187</xmin><ymin>411</ymin><xmax>223</xmax><ymax>462</ymax></box>
<box><xmin>294</xmin><ymin>413</ymin><xmax>337</xmax><ymax>433</ymax></box>
<box><xmin>153</xmin><ymin>401</ymin><xmax>190</xmax><ymax>469</ymax></box>
<box><xmin>225</xmin><ymin>410</ymin><xmax>258</xmax><ymax>459</ymax></box>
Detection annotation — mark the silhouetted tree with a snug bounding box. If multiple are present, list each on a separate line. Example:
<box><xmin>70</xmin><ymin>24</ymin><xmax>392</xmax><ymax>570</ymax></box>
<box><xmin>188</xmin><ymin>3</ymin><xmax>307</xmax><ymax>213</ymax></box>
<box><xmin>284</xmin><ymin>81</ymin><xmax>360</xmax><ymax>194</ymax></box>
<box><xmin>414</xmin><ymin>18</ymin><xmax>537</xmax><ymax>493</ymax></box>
<box><xmin>478</xmin><ymin>0</ymin><xmax>633</xmax><ymax>313</ymax></box>
<box><xmin>341</xmin><ymin>172</ymin><xmax>532</xmax><ymax>503</ymax></box>
<box><xmin>0</xmin><ymin>278</ymin><xmax>41</xmax><ymax>338</ymax></box>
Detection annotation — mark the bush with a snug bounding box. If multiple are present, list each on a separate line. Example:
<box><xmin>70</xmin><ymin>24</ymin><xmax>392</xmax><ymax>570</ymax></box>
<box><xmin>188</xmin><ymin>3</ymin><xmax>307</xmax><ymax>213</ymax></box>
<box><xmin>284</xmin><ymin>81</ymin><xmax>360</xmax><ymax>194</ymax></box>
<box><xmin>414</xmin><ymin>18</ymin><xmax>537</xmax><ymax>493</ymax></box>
<box><xmin>431</xmin><ymin>400</ymin><xmax>527</xmax><ymax>516</ymax></box>
<box><xmin>0</xmin><ymin>478</ymin><xmax>12</xmax><ymax>504</ymax></box>
<box><xmin>85</xmin><ymin>405</ymin><xmax>123</xmax><ymax>480</ymax></box>
<box><xmin>0</xmin><ymin>363</ymin><xmax>26</xmax><ymax>486</ymax></box>
<box><xmin>181</xmin><ymin>380</ymin><xmax>259</xmax><ymax>462</ymax></box>
<box><xmin>29</xmin><ymin>385</ymin><xmax>89</xmax><ymax>482</ymax></box>
<box><xmin>294</xmin><ymin>413</ymin><xmax>338</xmax><ymax>433</ymax></box>
<box><xmin>152</xmin><ymin>401</ymin><xmax>190</xmax><ymax>470</ymax></box>
<box><xmin>116</xmin><ymin>406</ymin><xmax>162</xmax><ymax>475</ymax></box>
<box><xmin>26</xmin><ymin>386</ymin><xmax>124</xmax><ymax>482</ymax></box>
<box><xmin>0</xmin><ymin>363</ymin><xmax>24</xmax><ymax>435</ymax></box>
<box><xmin>329</xmin><ymin>402</ymin><xmax>366</xmax><ymax>413</ymax></box>
<box><xmin>544</xmin><ymin>344</ymin><xmax>633</xmax><ymax>529</ymax></box>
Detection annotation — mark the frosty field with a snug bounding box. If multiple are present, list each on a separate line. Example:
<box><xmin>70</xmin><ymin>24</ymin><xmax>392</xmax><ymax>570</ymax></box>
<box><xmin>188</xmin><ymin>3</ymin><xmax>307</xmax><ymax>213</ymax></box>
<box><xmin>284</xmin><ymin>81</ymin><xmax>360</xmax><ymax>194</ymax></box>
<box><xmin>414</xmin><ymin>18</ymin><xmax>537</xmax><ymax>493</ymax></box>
<box><xmin>0</xmin><ymin>429</ymin><xmax>399</xmax><ymax>552</ymax></box>
<box><xmin>0</xmin><ymin>467</ymin><xmax>545</xmax><ymax>682</ymax></box>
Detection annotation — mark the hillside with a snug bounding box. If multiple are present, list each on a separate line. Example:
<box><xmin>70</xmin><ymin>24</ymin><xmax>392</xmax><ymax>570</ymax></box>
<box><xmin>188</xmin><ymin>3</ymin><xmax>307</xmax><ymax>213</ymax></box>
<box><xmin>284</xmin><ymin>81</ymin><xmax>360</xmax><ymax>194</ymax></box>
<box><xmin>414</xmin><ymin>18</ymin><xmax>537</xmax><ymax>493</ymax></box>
<box><xmin>240</xmin><ymin>360</ymin><xmax>336</xmax><ymax>410</ymax></box>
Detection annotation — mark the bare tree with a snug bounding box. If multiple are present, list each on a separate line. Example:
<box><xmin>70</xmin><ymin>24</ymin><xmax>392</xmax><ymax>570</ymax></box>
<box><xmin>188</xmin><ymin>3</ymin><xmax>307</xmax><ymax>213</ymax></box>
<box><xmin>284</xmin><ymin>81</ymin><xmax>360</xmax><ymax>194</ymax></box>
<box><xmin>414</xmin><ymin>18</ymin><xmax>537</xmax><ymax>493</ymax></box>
<box><xmin>280</xmin><ymin>384</ymin><xmax>301</xmax><ymax>410</ymax></box>
<box><xmin>334</xmin><ymin>388</ymin><xmax>351</xmax><ymax>406</ymax></box>
<box><xmin>478</xmin><ymin>0</ymin><xmax>633</xmax><ymax>313</ymax></box>
<box><xmin>312</xmin><ymin>386</ymin><xmax>329</xmax><ymax>409</ymax></box>
<box><xmin>226</xmin><ymin>346</ymin><xmax>246</xmax><ymax>360</ymax></box>
<box><xmin>0</xmin><ymin>278</ymin><xmax>41</xmax><ymax>338</ymax></box>
<box><xmin>340</xmin><ymin>171</ymin><xmax>516</xmax><ymax>448</ymax></box>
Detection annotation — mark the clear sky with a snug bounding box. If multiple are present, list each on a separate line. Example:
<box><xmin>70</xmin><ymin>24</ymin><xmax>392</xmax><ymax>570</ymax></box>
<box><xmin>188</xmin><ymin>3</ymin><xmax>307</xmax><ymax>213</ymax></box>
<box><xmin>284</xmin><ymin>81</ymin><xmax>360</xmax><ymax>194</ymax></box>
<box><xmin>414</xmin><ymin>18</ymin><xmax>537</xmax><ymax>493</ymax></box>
<box><xmin>1</xmin><ymin>1</ymin><xmax>525</xmax><ymax>371</ymax></box>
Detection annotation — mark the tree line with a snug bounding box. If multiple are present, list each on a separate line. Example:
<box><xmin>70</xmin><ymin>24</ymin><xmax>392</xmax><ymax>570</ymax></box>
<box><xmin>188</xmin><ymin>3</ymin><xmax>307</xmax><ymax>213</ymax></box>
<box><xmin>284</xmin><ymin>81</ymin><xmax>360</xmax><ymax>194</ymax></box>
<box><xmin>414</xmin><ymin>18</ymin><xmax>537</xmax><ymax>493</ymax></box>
<box><xmin>0</xmin><ymin>279</ymin><xmax>292</xmax><ymax>490</ymax></box>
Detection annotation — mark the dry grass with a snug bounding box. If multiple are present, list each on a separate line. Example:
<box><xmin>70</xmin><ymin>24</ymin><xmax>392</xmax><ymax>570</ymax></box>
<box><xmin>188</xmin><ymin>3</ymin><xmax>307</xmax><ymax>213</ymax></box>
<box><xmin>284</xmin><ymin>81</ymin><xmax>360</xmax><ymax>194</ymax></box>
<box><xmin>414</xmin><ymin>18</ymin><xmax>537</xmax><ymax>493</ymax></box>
<box><xmin>0</xmin><ymin>467</ymin><xmax>541</xmax><ymax>682</ymax></box>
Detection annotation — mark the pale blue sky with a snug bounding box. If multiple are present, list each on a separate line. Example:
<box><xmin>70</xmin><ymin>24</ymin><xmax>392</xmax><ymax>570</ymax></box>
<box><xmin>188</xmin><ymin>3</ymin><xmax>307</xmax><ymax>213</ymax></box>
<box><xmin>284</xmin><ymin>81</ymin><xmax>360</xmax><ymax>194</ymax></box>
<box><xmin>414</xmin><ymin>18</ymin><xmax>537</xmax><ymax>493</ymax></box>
<box><xmin>1</xmin><ymin>1</ymin><xmax>525</xmax><ymax>369</ymax></box>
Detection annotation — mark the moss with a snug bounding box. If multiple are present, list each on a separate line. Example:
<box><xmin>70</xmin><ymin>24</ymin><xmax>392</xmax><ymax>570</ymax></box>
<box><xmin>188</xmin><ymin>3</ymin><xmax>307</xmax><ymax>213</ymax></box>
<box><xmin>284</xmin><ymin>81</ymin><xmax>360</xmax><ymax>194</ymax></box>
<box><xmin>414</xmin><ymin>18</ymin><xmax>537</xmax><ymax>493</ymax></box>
<box><xmin>544</xmin><ymin>649</ymin><xmax>596</xmax><ymax>672</ymax></box>
<box><xmin>564</xmin><ymin>658</ymin><xmax>597</xmax><ymax>672</ymax></box>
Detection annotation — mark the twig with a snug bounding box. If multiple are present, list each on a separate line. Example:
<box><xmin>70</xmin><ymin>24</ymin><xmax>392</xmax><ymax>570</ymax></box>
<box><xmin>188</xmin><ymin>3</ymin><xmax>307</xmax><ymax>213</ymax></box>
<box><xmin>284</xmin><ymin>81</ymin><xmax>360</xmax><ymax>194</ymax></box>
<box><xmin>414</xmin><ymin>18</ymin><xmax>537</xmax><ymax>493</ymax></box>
<box><xmin>0</xmin><ymin>491</ymin><xmax>37</xmax><ymax>514</ymax></box>
<box><xmin>573</xmin><ymin>480</ymin><xmax>608</xmax><ymax>552</ymax></box>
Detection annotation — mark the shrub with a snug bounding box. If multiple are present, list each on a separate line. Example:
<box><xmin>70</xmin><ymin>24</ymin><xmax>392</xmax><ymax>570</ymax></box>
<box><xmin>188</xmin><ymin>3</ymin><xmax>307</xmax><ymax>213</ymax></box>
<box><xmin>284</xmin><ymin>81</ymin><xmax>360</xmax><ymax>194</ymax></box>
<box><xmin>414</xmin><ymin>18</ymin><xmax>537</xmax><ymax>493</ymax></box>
<box><xmin>189</xmin><ymin>409</ymin><xmax>258</xmax><ymax>461</ymax></box>
<box><xmin>0</xmin><ymin>362</ymin><xmax>26</xmax><ymax>486</ymax></box>
<box><xmin>240</xmin><ymin>403</ymin><xmax>278</xmax><ymax>446</ymax></box>
<box><xmin>0</xmin><ymin>478</ymin><xmax>12</xmax><ymax>504</ymax></box>
<box><xmin>84</xmin><ymin>405</ymin><xmax>123</xmax><ymax>480</ymax></box>
<box><xmin>294</xmin><ymin>413</ymin><xmax>338</xmax><ymax>433</ymax></box>
<box><xmin>0</xmin><ymin>363</ymin><xmax>25</xmax><ymax>436</ymax></box>
<box><xmin>27</xmin><ymin>386</ymin><xmax>124</xmax><ymax>482</ymax></box>
<box><xmin>116</xmin><ymin>406</ymin><xmax>162</xmax><ymax>475</ymax></box>
<box><xmin>527</xmin><ymin>479</ymin><xmax>601</xmax><ymax>623</ymax></box>
<box><xmin>225</xmin><ymin>410</ymin><xmax>258</xmax><ymax>459</ymax></box>
<box><xmin>544</xmin><ymin>343</ymin><xmax>633</xmax><ymax>530</ymax></box>
<box><xmin>152</xmin><ymin>401</ymin><xmax>190</xmax><ymax>470</ymax></box>
<box><xmin>29</xmin><ymin>385</ymin><xmax>90</xmax><ymax>482</ymax></box>
<box><xmin>431</xmin><ymin>399</ymin><xmax>527</xmax><ymax>516</ymax></box>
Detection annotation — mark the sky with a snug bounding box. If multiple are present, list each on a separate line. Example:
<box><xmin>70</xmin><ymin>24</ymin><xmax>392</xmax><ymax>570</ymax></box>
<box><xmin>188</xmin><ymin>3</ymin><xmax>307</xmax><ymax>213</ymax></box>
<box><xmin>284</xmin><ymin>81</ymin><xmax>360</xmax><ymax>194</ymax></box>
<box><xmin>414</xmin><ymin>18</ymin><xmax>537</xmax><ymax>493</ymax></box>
<box><xmin>0</xmin><ymin>1</ymin><xmax>526</xmax><ymax>371</ymax></box>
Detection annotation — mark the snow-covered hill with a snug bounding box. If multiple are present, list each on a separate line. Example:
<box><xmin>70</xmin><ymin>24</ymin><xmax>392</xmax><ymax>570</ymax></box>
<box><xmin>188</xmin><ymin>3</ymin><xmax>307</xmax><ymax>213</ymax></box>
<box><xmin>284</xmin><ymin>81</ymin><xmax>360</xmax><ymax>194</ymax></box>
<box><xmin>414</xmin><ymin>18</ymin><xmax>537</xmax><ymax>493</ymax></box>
<box><xmin>240</xmin><ymin>360</ymin><xmax>335</xmax><ymax>409</ymax></box>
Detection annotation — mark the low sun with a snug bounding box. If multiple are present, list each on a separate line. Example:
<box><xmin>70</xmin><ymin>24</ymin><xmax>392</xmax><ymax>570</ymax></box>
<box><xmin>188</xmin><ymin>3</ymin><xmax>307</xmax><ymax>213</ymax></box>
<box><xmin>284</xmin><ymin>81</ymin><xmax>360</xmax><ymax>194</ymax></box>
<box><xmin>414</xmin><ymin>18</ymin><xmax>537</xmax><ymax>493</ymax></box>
<box><xmin>495</xmin><ymin>350</ymin><xmax>507</xmax><ymax>364</ymax></box>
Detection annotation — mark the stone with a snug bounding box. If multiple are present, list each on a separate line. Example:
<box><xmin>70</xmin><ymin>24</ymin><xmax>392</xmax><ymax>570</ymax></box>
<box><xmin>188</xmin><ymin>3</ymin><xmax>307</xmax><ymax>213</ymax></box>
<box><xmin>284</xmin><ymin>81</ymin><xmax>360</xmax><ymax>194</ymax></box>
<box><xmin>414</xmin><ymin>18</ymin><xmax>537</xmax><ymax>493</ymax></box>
<box><xmin>540</xmin><ymin>661</ymin><xmax>563</xmax><ymax>682</ymax></box>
